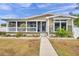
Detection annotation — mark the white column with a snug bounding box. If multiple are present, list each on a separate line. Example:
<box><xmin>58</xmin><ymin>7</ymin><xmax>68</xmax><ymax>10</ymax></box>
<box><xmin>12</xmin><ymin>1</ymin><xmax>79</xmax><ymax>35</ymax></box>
<box><xmin>41</xmin><ymin>21</ymin><xmax>42</xmax><ymax>32</ymax></box>
<box><xmin>53</xmin><ymin>21</ymin><xmax>55</xmax><ymax>32</ymax></box>
<box><xmin>72</xmin><ymin>19</ymin><xmax>74</xmax><ymax>31</ymax></box>
<box><xmin>46</xmin><ymin>20</ymin><xmax>48</xmax><ymax>32</ymax></box>
<box><xmin>47</xmin><ymin>18</ymin><xmax>49</xmax><ymax>36</ymax></box>
<box><xmin>36</xmin><ymin>21</ymin><xmax>38</xmax><ymax>32</ymax></box>
<box><xmin>66</xmin><ymin>20</ymin><xmax>68</xmax><ymax>31</ymax></box>
<box><xmin>6</xmin><ymin>22</ymin><xmax>9</xmax><ymax>32</ymax></box>
<box><xmin>26</xmin><ymin>21</ymin><xmax>27</xmax><ymax>32</ymax></box>
<box><xmin>16</xmin><ymin>21</ymin><xmax>18</xmax><ymax>32</ymax></box>
<box><xmin>60</xmin><ymin>21</ymin><xmax>61</xmax><ymax>30</ymax></box>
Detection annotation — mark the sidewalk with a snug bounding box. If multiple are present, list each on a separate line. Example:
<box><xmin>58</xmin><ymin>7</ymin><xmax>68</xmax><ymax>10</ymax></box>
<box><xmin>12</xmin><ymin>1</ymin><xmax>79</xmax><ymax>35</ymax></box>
<box><xmin>40</xmin><ymin>37</ymin><xmax>58</xmax><ymax>56</ymax></box>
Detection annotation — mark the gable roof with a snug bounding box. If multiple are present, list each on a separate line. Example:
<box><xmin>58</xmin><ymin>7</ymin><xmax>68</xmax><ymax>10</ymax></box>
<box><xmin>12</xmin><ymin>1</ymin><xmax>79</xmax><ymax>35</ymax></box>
<box><xmin>46</xmin><ymin>14</ymin><xmax>78</xmax><ymax>19</ymax></box>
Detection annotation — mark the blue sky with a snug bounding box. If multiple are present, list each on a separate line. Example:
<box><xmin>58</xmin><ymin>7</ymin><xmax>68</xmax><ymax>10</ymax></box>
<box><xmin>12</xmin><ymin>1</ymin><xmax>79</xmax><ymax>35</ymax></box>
<box><xmin>0</xmin><ymin>3</ymin><xmax>79</xmax><ymax>23</ymax></box>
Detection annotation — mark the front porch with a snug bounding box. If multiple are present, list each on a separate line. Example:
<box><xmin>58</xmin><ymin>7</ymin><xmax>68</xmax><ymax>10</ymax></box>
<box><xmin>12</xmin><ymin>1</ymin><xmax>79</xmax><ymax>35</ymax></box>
<box><xmin>4</xmin><ymin>21</ymin><xmax>47</xmax><ymax>33</ymax></box>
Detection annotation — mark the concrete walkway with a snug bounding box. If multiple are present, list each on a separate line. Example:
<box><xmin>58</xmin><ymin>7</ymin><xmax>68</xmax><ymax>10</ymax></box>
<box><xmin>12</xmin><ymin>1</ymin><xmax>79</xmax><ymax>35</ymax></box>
<box><xmin>40</xmin><ymin>36</ymin><xmax>58</xmax><ymax>56</ymax></box>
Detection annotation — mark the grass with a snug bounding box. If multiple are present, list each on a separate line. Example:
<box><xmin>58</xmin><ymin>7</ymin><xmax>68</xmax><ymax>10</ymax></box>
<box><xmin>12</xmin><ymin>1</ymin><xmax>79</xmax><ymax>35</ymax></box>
<box><xmin>50</xmin><ymin>39</ymin><xmax>79</xmax><ymax>56</ymax></box>
<box><xmin>0</xmin><ymin>39</ymin><xmax>40</xmax><ymax>56</ymax></box>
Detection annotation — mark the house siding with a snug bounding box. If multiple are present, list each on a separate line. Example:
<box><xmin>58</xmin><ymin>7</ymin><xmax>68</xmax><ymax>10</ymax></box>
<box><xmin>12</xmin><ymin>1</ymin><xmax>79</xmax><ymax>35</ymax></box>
<box><xmin>27</xmin><ymin>17</ymin><xmax>47</xmax><ymax>21</ymax></box>
<box><xmin>49</xmin><ymin>18</ymin><xmax>53</xmax><ymax>34</ymax></box>
<box><xmin>68</xmin><ymin>19</ymin><xmax>72</xmax><ymax>32</ymax></box>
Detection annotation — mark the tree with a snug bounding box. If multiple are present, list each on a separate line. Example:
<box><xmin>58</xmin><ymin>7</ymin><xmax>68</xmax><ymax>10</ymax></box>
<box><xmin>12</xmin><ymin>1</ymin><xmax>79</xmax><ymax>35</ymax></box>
<box><xmin>75</xmin><ymin>3</ymin><xmax>79</xmax><ymax>9</ymax></box>
<box><xmin>69</xmin><ymin>12</ymin><xmax>73</xmax><ymax>15</ymax></box>
<box><xmin>73</xmin><ymin>14</ymin><xmax>79</xmax><ymax>27</ymax></box>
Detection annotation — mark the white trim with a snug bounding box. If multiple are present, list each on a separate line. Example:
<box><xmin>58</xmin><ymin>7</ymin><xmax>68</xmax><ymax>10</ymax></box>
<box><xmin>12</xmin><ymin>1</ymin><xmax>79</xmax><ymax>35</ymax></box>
<box><xmin>53</xmin><ymin>18</ymin><xmax>71</xmax><ymax>20</ymax></box>
<box><xmin>27</xmin><ymin>20</ymin><xmax>46</xmax><ymax>21</ymax></box>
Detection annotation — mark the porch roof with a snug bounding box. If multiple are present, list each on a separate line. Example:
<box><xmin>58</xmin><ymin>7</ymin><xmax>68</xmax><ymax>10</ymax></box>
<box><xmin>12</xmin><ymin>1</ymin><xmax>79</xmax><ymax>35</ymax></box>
<box><xmin>2</xmin><ymin>13</ymin><xmax>53</xmax><ymax>21</ymax></box>
<box><xmin>2</xmin><ymin>19</ymin><xmax>28</xmax><ymax>21</ymax></box>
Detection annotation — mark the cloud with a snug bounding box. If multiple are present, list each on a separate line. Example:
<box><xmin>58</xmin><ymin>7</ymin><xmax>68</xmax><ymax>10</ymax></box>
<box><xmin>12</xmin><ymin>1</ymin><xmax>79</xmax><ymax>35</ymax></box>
<box><xmin>0</xmin><ymin>14</ymin><xmax>18</xmax><ymax>19</ymax></box>
<box><xmin>72</xmin><ymin>10</ymin><xmax>79</xmax><ymax>14</ymax></box>
<box><xmin>45</xmin><ymin>4</ymin><xmax>77</xmax><ymax>14</ymax></box>
<box><xmin>18</xmin><ymin>3</ymin><xmax>32</xmax><ymax>8</ymax></box>
<box><xmin>0</xmin><ymin>4</ymin><xmax>12</xmax><ymax>11</ymax></box>
<box><xmin>36</xmin><ymin>3</ymin><xmax>51</xmax><ymax>8</ymax></box>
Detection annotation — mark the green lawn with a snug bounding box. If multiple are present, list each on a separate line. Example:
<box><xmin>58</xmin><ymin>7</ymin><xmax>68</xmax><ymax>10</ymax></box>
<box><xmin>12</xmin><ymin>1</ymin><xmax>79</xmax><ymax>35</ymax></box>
<box><xmin>0</xmin><ymin>38</ymin><xmax>40</xmax><ymax>56</ymax></box>
<box><xmin>50</xmin><ymin>39</ymin><xmax>79</xmax><ymax>56</ymax></box>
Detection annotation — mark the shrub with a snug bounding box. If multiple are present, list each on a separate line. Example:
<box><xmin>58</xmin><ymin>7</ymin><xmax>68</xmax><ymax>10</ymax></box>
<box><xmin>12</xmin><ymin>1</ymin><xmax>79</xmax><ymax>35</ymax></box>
<box><xmin>55</xmin><ymin>28</ymin><xmax>69</xmax><ymax>37</ymax></box>
<box><xmin>0</xmin><ymin>32</ymin><xmax>6</xmax><ymax>36</ymax></box>
<box><xmin>74</xmin><ymin>18</ymin><xmax>79</xmax><ymax>27</ymax></box>
<box><xmin>77</xmin><ymin>37</ymin><xmax>79</xmax><ymax>39</ymax></box>
<box><xmin>16</xmin><ymin>32</ymin><xmax>23</xmax><ymax>37</ymax></box>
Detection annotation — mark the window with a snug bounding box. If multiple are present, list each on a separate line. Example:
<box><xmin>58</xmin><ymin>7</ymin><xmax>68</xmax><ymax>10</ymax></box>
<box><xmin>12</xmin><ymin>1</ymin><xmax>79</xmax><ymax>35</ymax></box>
<box><xmin>54</xmin><ymin>20</ymin><xmax>67</xmax><ymax>31</ymax></box>
<box><xmin>9</xmin><ymin>22</ymin><xmax>16</xmax><ymax>27</ymax></box>
<box><xmin>61</xmin><ymin>22</ymin><xmax>66</xmax><ymax>30</ymax></box>
<box><xmin>27</xmin><ymin>21</ymin><xmax>36</xmax><ymax>32</ymax></box>
<box><xmin>42</xmin><ymin>22</ymin><xmax>46</xmax><ymax>32</ymax></box>
<box><xmin>55</xmin><ymin>22</ymin><xmax>60</xmax><ymax>31</ymax></box>
<box><xmin>17</xmin><ymin>22</ymin><xmax>26</xmax><ymax>27</ymax></box>
<box><xmin>27</xmin><ymin>21</ymin><xmax>36</xmax><ymax>27</ymax></box>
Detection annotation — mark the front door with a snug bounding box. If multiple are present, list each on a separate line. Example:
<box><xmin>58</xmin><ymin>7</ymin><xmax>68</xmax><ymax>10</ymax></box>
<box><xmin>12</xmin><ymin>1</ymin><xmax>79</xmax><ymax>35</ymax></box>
<box><xmin>38</xmin><ymin>21</ymin><xmax>46</xmax><ymax>32</ymax></box>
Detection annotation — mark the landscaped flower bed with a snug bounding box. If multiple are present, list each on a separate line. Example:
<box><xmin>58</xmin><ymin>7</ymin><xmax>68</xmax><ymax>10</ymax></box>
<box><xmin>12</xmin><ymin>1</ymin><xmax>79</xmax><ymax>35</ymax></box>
<box><xmin>0</xmin><ymin>32</ymin><xmax>40</xmax><ymax>37</ymax></box>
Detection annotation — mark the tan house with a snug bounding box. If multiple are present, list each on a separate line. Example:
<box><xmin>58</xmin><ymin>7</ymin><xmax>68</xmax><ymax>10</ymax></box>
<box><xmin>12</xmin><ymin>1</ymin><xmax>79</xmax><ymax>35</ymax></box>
<box><xmin>0</xmin><ymin>13</ymin><xmax>77</xmax><ymax>36</ymax></box>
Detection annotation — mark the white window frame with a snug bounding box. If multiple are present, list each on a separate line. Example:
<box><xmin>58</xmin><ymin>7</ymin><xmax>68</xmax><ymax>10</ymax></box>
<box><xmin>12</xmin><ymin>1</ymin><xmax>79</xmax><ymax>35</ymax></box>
<box><xmin>53</xmin><ymin>19</ymin><xmax>68</xmax><ymax>32</ymax></box>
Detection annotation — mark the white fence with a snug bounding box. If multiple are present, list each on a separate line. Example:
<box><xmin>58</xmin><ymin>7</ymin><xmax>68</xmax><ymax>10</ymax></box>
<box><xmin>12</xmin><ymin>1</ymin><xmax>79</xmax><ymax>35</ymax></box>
<box><xmin>0</xmin><ymin>27</ymin><xmax>37</xmax><ymax>32</ymax></box>
<box><xmin>73</xmin><ymin>27</ymin><xmax>79</xmax><ymax>38</ymax></box>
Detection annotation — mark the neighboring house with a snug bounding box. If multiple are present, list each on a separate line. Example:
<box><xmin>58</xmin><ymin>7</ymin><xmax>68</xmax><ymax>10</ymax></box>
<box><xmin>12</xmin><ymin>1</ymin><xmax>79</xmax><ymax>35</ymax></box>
<box><xmin>0</xmin><ymin>13</ymin><xmax>77</xmax><ymax>36</ymax></box>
